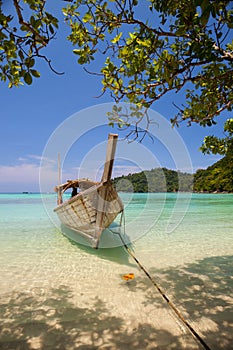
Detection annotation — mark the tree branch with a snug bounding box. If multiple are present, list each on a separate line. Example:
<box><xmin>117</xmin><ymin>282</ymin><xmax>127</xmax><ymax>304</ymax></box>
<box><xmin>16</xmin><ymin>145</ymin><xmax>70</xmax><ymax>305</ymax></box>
<box><xmin>191</xmin><ymin>101</ymin><xmax>233</xmax><ymax>123</ymax></box>
<box><xmin>13</xmin><ymin>0</ymin><xmax>48</xmax><ymax>47</ymax></box>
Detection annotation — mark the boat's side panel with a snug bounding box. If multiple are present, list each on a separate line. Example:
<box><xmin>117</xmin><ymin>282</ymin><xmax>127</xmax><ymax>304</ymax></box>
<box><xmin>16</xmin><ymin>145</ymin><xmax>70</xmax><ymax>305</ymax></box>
<box><xmin>56</xmin><ymin>190</ymin><xmax>97</xmax><ymax>227</ymax></box>
<box><xmin>54</xmin><ymin>134</ymin><xmax>124</xmax><ymax>248</ymax></box>
<box><xmin>54</xmin><ymin>183</ymin><xmax>123</xmax><ymax>245</ymax></box>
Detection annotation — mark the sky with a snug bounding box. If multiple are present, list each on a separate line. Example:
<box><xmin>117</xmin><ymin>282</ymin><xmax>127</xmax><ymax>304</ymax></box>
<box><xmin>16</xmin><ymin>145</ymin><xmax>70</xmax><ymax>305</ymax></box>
<box><xmin>0</xmin><ymin>2</ymin><xmax>230</xmax><ymax>192</ymax></box>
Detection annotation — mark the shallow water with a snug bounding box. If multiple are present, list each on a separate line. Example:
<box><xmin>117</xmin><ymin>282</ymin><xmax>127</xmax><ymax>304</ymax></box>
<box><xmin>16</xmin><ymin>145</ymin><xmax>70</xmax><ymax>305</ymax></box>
<box><xmin>0</xmin><ymin>193</ymin><xmax>232</xmax><ymax>349</ymax></box>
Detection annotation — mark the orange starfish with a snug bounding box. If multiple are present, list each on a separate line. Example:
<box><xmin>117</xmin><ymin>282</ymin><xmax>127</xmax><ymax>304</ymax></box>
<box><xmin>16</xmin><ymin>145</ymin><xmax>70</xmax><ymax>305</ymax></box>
<box><xmin>122</xmin><ymin>273</ymin><xmax>135</xmax><ymax>281</ymax></box>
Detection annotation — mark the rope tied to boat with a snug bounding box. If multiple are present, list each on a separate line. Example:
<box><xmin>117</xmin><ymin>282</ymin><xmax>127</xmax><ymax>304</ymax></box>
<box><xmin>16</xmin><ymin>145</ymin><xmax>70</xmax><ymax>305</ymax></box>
<box><xmin>111</xmin><ymin>211</ymin><xmax>212</xmax><ymax>350</ymax></box>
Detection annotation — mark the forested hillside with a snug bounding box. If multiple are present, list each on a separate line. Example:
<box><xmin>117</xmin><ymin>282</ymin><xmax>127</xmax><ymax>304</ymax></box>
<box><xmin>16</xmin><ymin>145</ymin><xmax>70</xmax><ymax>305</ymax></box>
<box><xmin>113</xmin><ymin>156</ymin><xmax>233</xmax><ymax>193</ymax></box>
<box><xmin>193</xmin><ymin>155</ymin><xmax>233</xmax><ymax>192</ymax></box>
<box><xmin>113</xmin><ymin>168</ymin><xmax>193</xmax><ymax>193</ymax></box>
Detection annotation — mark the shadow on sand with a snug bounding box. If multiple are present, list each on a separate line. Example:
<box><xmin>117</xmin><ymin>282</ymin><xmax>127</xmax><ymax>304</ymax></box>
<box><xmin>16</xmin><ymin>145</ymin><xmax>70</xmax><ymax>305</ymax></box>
<box><xmin>134</xmin><ymin>255</ymin><xmax>233</xmax><ymax>350</ymax></box>
<box><xmin>0</xmin><ymin>255</ymin><xmax>232</xmax><ymax>350</ymax></box>
<box><xmin>1</xmin><ymin>285</ymin><xmax>196</xmax><ymax>350</ymax></box>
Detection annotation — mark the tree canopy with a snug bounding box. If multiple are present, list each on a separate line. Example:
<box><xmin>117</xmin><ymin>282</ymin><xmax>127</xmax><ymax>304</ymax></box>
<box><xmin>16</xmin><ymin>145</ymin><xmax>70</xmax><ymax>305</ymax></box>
<box><xmin>1</xmin><ymin>0</ymin><xmax>233</xmax><ymax>154</ymax></box>
<box><xmin>0</xmin><ymin>0</ymin><xmax>59</xmax><ymax>87</ymax></box>
<box><xmin>200</xmin><ymin>117</ymin><xmax>233</xmax><ymax>155</ymax></box>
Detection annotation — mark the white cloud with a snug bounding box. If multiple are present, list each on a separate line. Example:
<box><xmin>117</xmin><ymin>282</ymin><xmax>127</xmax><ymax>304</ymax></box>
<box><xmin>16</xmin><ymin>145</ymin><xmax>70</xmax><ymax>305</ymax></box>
<box><xmin>0</xmin><ymin>163</ymin><xmax>40</xmax><ymax>192</ymax></box>
<box><xmin>0</xmin><ymin>155</ymin><xmax>69</xmax><ymax>192</ymax></box>
<box><xmin>28</xmin><ymin>154</ymin><xmax>56</xmax><ymax>164</ymax></box>
<box><xmin>112</xmin><ymin>165</ymin><xmax>141</xmax><ymax>177</ymax></box>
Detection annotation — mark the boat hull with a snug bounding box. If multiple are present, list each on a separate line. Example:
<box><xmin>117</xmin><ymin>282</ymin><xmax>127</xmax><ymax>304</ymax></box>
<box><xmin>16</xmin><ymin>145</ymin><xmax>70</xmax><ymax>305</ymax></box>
<box><xmin>54</xmin><ymin>182</ymin><xmax>124</xmax><ymax>248</ymax></box>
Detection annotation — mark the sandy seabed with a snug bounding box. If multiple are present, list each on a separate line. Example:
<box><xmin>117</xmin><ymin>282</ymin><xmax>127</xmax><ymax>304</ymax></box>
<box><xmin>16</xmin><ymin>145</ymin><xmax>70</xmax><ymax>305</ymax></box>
<box><xmin>1</xmin><ymin>240</ymin><xmax>232</xmax><ymax>350</ymax></box>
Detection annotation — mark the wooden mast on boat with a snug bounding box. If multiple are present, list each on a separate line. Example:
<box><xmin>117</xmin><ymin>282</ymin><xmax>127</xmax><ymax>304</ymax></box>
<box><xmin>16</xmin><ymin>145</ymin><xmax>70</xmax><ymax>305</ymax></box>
<box><xmin>57</xmin><ymin>153</ymin><xmax>63</xmax><ymax>205</ymax></box>
<box><xmin>95</xmin><ymin>133</ymin><xmax>118</xmax><ymax>247</ymax></box>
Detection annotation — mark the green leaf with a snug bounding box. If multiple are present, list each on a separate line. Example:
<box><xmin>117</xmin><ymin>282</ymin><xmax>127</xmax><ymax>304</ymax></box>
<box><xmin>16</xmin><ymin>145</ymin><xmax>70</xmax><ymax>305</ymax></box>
<box><xmin>200</xmin><ymin>9</ymin><xmax>210</xmax><ymax>26</ymax></box>
<box><xmin>111</xmin><ymin>32</ymin><xmax>122</xmax><ymax>44</ymax></box>
<box><xmin>73</xmin><ymin>49</ymin><xmax>81</xmax><ymax>55</ymax></box>
<box><xmin>24</xmin><ymin>72</ymin><xmax>32</xmax><ymax>85</ymax></box>
<box><xmin>18</xmin><ymin>50</ymin><xmax>24</xmax><ymax>61</ymax></box>
<box><xmin>83</xmin><ymin>12</ymin><xmax>92</xmax><ymax>23</ymax></box>
<box><xmin>30</xmin><ymin>69</ymin><xmax>40</xmax><ymax>78</ymax></box>
<box><xmin>25</xmin><ymin>58</ymin><xmax>35</xmax><ymax>68</ymax></box>
<box><xmin>200</xmin><ymin>0</ymin><xmax>210</xmax><ymax>26</ymax></box>
<box><xmin>175</xmin><ymin>25</ymin><xmax>186</xmax><ymax>35</ymax></box>
<box><xmin>30</xmin><ymin>16</ymin><xmax>36</xmax><ymax>26</ymax></box>
<box><xmin>49</xmin><ymin>24</ymin><xmax>54</xmax><ymax>35</ymax></box>
<box><xmin>227</xmin><ymin>22</ymin><xmax>233</xmax><ymax>29</ymax></box>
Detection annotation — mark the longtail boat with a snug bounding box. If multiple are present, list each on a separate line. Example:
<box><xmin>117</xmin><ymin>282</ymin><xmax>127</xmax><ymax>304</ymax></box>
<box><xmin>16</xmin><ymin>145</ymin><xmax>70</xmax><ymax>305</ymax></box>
<box><xmin>54</xmin><ymin>134</ymin><xmax>124</xmax><ymax>248</ymax></box>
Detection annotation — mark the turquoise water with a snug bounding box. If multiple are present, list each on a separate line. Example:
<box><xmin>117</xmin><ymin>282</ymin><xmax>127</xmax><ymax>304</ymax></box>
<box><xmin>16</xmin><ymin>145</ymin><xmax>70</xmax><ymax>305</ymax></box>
<box><xmin>0</xmin><ymin>193</ymin><xmax>232</xmax><ymax>349</ymax></box>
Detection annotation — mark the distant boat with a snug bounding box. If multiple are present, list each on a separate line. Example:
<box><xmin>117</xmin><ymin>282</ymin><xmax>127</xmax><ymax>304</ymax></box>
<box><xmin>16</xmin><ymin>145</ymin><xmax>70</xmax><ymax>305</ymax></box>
<box><xmin>54</xmin><ymin>134</ymin><xmax>124</xmax><ymax>248</ymax></box>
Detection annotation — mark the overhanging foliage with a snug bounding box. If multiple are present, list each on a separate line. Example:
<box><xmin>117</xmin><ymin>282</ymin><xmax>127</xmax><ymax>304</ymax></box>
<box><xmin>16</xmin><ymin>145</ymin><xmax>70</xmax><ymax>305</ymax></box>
<box><xmin>1</xmin><ymin>0</ymin><xmax>233</xmax><ymax>154</ymax></box>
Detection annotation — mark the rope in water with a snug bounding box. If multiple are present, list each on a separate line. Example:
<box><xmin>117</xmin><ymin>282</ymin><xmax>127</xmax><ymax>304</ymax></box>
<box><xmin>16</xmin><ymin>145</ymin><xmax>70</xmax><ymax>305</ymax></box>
<box><xmin>113</xmin><ymin>212</ymin><xmax>211</xmax><ymax>350</ymax></box>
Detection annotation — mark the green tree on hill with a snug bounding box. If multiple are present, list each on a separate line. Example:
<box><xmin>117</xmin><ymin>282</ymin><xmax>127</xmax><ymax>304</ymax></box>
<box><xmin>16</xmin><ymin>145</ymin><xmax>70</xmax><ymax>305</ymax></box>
<box><xmin>113</xmin><ymin>168</ymin><xmax>194</xmax><ymax>193</ymax></box>
<box><xmin>194</xmin><ymin>154</ymin><xmax>233</xmax><ymax>192</ymax></box>
<box><xmin>113</xmin><ymin>161</ymin><xmax>232</xmax><ymax>193</ymax></box>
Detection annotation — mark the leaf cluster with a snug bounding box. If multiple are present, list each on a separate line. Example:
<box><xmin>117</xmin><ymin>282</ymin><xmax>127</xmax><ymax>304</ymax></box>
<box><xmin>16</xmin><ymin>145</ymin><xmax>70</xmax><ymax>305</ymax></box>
<box><xmin>64</xmin><ymin>0</ymin><xmax>233</xmax><ymax>153</ymax></box>
<box><xmin>1</xmin><ymin>0</ymin><xmax>233</xmax><ymax>156</ymax></box>
<box><xmin>0</xmin><ymin>0</ymin><xmax>59</xmax><ymax>87</ymax></box>
<box><xmin>200</xmin><ymin>118</ymin><xmax>233</xmax><ymax>155</ymax></box>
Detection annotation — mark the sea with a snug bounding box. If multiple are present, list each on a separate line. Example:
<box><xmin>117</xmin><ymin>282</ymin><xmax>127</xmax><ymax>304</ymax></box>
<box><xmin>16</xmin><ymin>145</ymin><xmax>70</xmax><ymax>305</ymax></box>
<box><xmin>0</xmin><ymin>192</ymin><xmax>232</xmax><ymax>350</ymax></box>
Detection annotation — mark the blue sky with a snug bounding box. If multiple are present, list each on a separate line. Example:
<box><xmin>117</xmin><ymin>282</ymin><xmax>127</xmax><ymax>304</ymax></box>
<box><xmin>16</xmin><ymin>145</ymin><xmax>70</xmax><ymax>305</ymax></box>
<box><xmin>0</xmin><ymin>3</ymin><xmax>230</xmax><ymax>192</ymax></box>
